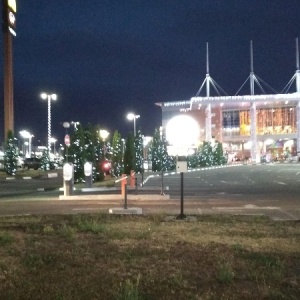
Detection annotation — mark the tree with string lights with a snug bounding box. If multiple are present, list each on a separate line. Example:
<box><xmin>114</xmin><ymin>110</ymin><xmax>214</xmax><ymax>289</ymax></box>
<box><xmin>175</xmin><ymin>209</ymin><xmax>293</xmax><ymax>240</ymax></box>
<box><xmin>4</xmin><ymin>130</ymin><xmax>17</xmax><ymax>176</ymax></box>
<box><xmin>111</xmin><ymin>130</ymin><xmax>123</xmax><ymax>177</ymax></box>
<box><xmin>134</xmin><ymin>129</ymin><xmax>143</xmax><ymax>173</ymax></box>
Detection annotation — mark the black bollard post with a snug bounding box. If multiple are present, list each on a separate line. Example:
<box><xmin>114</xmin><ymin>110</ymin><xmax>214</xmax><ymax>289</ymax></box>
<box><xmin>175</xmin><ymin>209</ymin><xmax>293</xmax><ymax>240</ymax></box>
<box><xmin>124</xmin><ymin>183</ymin><xmax>128</xmax><ymax>209</ymax></box>
<box><xmin>176</xmin><ymin>172</ymin><xmax>186</xmax><ymax>220</ymax></box>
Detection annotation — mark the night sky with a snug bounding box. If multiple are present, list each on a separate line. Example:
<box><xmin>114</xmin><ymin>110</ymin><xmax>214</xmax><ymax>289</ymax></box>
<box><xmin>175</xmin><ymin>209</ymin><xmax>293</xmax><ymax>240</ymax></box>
<box><xmin>0</xmin><ymin>0</ymin><xmax>300</xmax><ymax>146</ymax></box>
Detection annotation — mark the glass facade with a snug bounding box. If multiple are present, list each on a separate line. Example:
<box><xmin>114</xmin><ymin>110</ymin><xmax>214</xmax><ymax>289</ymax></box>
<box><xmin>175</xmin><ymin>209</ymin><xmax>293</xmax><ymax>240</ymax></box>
<box><xmin>223</xmin><ymin>107</ymin><xmax>296</xmax><ymax>136</ymax></box>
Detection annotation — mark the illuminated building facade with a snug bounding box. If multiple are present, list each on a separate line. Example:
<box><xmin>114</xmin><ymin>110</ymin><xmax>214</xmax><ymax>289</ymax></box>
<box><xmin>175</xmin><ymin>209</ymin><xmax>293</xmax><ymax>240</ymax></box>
<box><xmin>156</xmin><ymin>93</ymin><xmax>300</xmax><ymax>162</ymax></box>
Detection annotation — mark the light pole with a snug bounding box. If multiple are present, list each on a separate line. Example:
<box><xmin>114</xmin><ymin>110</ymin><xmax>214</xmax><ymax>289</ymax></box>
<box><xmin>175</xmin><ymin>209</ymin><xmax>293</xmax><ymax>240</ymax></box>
<box><xmin>99</xmin><ymin>129</ymin><xmax>110</xmax><ymax>157</ymax></box>
<box><xmin>160</xmin><ymin>126</ymin><xmax>164</xmax><ymax>195</ymax></box>
<box><xmin>19</xmin><ymin>130</ymin><xmax>34</xmax><ymax>158</ymax></box>
<box><xmin>127</xmin><ymin>113</ymin><xmax>140</xmax><ymax>136</ymax></box>
<box><xmin>40</xmin><ymin>93</ymin><xmax>57</xmax><ymax>153</ymax></box>
<box><xmin>50</xmin><ymin>137</ymin><xmax>57</xmax><ymax>156</ymax></box>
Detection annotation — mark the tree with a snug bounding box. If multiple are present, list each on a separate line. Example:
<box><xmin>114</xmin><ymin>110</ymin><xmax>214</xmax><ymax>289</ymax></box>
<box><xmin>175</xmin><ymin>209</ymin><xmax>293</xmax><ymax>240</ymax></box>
<box><xmin>198</xmin><ymin>141</ymin><xmax>214</xmax><ymax>167</ymax></box>
<box><xmin>40</xmin><ymin>149</ymin><xmax>51</xmax><ymax>170</ymax></box>
<box><xmin>151</xmin><ymin>128</ymin><xmax>170</xmax><ymax>172</ymax></box>
<box><xmin>213</xmin><ymin>141</ymin><xmax>227</xmax><ymax>165</ymax></box>
<box><xmin>111</xmin><ymin>130</ymin><xmax>123</xmax><ymax>177</ymax></box>
<box><xmin>68</xmin><ymin>124</ymin><xmax>85</xmax><ymax>182</ymax></box>
<box><xmin>134</xmin><ymin>129</ymin><xmax>143</xmax><ymax>173</ymax></box>
<box><xmin>151</xmin><ymin>128</ymin><xmax>161</xmax><ymax>172</ymax></box>
<box><xmin>4</xmin><ymin>130</ymin><xmax>17</xmax><ymax>176</ymax></box>
<box><xmin>123</xmin><ymin>133</ymin><xmax>134</xmax><ymax>175</ymax></box>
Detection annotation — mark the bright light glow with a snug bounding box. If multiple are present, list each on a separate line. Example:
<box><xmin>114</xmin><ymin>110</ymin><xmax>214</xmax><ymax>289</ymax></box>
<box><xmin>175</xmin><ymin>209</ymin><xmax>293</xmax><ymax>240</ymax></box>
<box><xmin>49</xmin><ymin>137</ymin><xmax>57</xmax><ymax>143</ymax></box>
<box><xmin>40</xmin><ymin>93</ymin><xmax>57</xmax><ymax>100</ymax></box>
<box><xmin>127</xmin><ymin>113</ymin><xmax>140</xmax><ymax>121</ymax></box>
<box><xmin>264</xmin><ymin>139</ymin><xmax>274</xmax><ymax>146</ymax></box>
<box><xmin>99</xmin><ymin>129</ymin><xmax>109</xmax><ymax>140</ymax></box>
<box><xmin>20</xmin><ymin>130</ymin><xmax>33</xmax><ymax>139</ymax></box>
<box><xmin>8</xmin><ymin>0</ymin><xmax>17</xmax><ymax>13</ymax></box>
<box><xmin>284</xmin><ymin>139</ymin><xmax>294</xmax><ymax>147</ymax></box>
<box><xmin>166</xmin><ymin>115</ymin><xmax>200</xmax><ymax>147</ymax></box>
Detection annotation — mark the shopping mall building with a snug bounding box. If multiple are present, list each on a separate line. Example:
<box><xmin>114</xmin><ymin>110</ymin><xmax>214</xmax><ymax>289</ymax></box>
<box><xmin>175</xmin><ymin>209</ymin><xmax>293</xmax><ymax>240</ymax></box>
<box><xmin>156</xmin><ymin>92</ymin><xmax>300</xmax><ymax>162</ymax></box>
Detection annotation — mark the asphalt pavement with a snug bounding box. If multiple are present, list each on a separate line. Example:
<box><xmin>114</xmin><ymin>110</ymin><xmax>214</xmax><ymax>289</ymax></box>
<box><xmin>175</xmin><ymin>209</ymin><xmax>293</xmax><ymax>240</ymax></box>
<box><xmin>0</xmin><ymin>163</ymin><xmax>300</xmax><ymax>220</ymax></box>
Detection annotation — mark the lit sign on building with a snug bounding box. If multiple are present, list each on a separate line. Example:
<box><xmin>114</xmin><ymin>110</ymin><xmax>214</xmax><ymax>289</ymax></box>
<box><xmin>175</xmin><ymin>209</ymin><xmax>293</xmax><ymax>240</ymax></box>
<box><xmin>8</xmin><ymin>0</ymin><xmax>17</xmax><ymax>13</ymax></box>
<box><xmin>3</xmin><ymin>0</ymin><xmax>17</xmax><ymax>36</ymax></box>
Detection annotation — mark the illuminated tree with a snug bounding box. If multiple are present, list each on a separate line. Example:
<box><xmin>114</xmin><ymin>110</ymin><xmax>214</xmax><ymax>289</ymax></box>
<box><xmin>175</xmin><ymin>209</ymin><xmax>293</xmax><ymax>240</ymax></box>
<box><xmin>134</xmin><ymin>129</ymin><xmax>143</xmax><ymax>173</ymax></box>
<box><xmin>111</xmin><ymin>130</ymin><xmax>123</xmax><ymax>177</ymax></box>
<box><xmin>213</xmin><ymin>141</ymin><xmax>227</xmax><ymax>165</ymax></box>
<box><xmin>151</xmin><ymin>128</ymin><xmax>170</xmax><ymax>172</ymax></box>
<box><xmin>40</xmin><ymin>149</ymin><xmax>51</xmax><ymax>171</ymax></box>
<box><xmin>4</xmin><ymin>130</ymin><xmax>17</xmax><ymax>176</ymax></box>
<box><xmin>198</xmin><ymin>141</ymin><xmax>213</xmax><ymax>167</ymax></box>
<box><xmin>68</xmin><ymin>124</ymin><xmax>85</xmax><ymax>182</ymax></box>
<box><xmin>124</xmin><ymin>133</ymin><xmax>134</xmax><ymax>175</ymax></box>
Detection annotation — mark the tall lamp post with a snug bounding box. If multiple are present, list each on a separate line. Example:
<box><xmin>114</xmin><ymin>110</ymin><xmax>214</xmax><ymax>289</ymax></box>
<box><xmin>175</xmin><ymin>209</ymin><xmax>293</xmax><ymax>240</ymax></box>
<box><xmin>40</xmin><ymin>93</ymin><xmax>57</xmax><ymax>153</ymax></box>
<box><xmin>127</xmin><ymin>113</ymin><xmax>140</xmax><ymax>136</ymax></box>
<box><xmin>19</xmin><ymin>130</ymin><xmax>34</xmax><ymax>158</ymax></box>
<box><xmin>160</xmin><ymin>126</ymin><xmax>164</xmax><ymax>195</ymax></box>
<box><xmin>50</xmin><ymin>137</ymin><xmax>57</xmax><ymax>156</ymax></box>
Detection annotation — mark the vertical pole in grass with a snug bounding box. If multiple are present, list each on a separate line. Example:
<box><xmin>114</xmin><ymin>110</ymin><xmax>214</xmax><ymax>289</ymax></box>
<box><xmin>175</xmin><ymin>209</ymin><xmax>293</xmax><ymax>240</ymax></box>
<box><xmin>124</xmin><ymin>183</ymin><xmax>128</xmax><ymax>209</ymax></box>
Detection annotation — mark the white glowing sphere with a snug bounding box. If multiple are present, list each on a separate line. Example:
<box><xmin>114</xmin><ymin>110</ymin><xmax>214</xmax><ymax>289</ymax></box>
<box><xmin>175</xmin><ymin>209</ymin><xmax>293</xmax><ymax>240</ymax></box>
<box><xmin>166</xmin><ymin>115</ymin><xmax>200</xmax><ymax>146</ymax></box>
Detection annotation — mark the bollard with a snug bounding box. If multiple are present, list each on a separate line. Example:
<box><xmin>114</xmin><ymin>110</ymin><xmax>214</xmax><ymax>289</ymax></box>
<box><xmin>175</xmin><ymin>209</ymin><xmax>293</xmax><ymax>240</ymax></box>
<box><xmin>84</xmin><ymin>162</ymin><xmax>93</xmax><ymax>188</ymax></box>
<box><xmin>124</xmin><ymin>183</ymin><xmax>128</xmax><ymax>209</ymax></box>
<box><xmin>176</xmin><ymin>172</ymin><xmax>186</xmax><ymax>220</ymax></box>
<box><xmin>63</xmin><ymin>163</ymin><xmax>74</xmax><ymax>196</ymax></box>
<box><xmin>121</xmin><ymin>174</ymin><xmax>127</xmax><ymax>197</ymax></box>
<box><xmin>130</xmin><ymin>170</ymin><xmax>135</xmax><ymax>188</ymax></box>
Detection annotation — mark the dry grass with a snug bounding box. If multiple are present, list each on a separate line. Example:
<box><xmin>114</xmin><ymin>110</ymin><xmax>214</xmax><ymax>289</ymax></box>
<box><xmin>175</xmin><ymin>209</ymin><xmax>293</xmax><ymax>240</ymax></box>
<box><xmin>0</xmin><ymin>214</ymin><xmax>299</xmax><ymax>299</ymax></box>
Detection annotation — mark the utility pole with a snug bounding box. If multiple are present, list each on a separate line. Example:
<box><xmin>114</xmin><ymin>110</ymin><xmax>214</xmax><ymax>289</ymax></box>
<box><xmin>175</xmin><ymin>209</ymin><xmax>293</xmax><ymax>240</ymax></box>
<box><xmin>2</xmin><ymin>0</ymin><xmax>17</xmax><ymax>139</ymax></box>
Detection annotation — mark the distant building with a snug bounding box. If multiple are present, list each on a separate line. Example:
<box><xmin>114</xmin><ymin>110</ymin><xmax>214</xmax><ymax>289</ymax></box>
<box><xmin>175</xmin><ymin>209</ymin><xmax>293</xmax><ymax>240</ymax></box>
<box><xmin>156</xmin><ymin>93</ymin><xmax>300</xmax><ymax>162</ymax></box>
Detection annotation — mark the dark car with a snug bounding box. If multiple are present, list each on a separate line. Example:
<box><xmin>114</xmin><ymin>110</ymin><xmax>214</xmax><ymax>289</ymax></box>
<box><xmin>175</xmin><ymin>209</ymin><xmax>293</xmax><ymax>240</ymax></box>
<box><xmin>22</xmin><ymin>158</ymin><xmax>56</xmax><ymax>170</ymax></box>
<box><xmin>22</xmin><ymin>158</ymin><xmax>41</xmax><ymax>170</ymax></box>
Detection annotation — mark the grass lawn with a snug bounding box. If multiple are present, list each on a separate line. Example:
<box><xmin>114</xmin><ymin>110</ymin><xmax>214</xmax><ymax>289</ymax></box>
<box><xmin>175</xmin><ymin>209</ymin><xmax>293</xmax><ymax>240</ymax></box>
<box><xmin>0</xmin><ymin>214</ymin><xmax>299</xmax><ymax>299</ymax></box>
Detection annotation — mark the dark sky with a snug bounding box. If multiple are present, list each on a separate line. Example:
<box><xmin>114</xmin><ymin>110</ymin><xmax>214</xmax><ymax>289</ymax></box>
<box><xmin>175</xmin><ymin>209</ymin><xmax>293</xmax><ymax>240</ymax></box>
<box><xmin>0</xmin><ymin>0</ymin><xmax>300</xmax><ymax>145</ymax></box>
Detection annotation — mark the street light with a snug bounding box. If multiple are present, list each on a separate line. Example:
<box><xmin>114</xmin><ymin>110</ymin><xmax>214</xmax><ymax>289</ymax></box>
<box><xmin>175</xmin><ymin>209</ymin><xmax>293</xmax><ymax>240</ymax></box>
<box><xmin>99</xmin><ymin>129</ymin><xmax>109</xmax><ymax>141</ymax></box>
<box><xmin>40</xmin><ymin>93</ymin><xmax>57</xmax><ymax>153</ymax></box>
<box><xmin>50</xmin><ymin>137</ymin><xmax>57</xmax><ymax>156</ymax></box>
<box><xmin>127</xmin><ymin>113</ymin><xmax>140</xmax><ymax>136</ymax></box>
<box><xmin>160</xmin><ymin>126</ymin><xmax>164</xmax><ymax>195</ymax></box>
<box><xmin>19</xmin><ymin>130</ymin><xmax>34</xmax><ymax>158</ymax></box>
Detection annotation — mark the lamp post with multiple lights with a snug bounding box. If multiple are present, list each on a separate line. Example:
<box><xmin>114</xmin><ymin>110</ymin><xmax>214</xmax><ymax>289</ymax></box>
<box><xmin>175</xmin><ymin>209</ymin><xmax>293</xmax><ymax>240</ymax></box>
<box><xmin>40</xmin><ymin>93</ymin><xmax>57</xmax><ymax>153</ymax></box>
<box><xmin>127</xmin><ymin>113</ymin><xmax>140</xmax><ymax>136</ymax></box>
<box><xmin>19</xmin><ymin>130</ymin><xmax>33</xmax><ymax>158</ymax></box>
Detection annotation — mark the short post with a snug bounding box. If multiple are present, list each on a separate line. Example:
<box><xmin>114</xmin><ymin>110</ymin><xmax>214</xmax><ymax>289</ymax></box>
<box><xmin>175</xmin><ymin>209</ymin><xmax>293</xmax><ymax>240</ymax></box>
<box><xmin>130</xmin><ymin>170</ymin><xmax>135</xmax><ymax>188</ymax></box>
<box><xmin>141</xmin><ymin>169</ymin><xmax>144</xmax><ymax>187</ymax></box>
<box><xmin>176</xmin><ymin>172</ymin><xmax>186</xmax><ymax>220</ymax></box>
<box><xmin>176</xmin><ymin>159</ymin><xmax>187</xmax><ymax>220</ymax></box>
<box><xmin>121</xmin><ymin>174</ymin><xmax>127</xmax><ymax>196</ymax></box>
<box><xmin>84</xmin><ymin>162</ymin><xmax>93</xmax><ymax>188</ymax></box>
<box><xmin>160</xmin><ymin>168</ymin><xmax>164</xmax><ymax>195</ymax></box>
<box><xmin>124</xmin><ymin>182</ymin><xmax>128</xmax><ymax>209</ymax></box>
<box><xmin>63</xmin><ymin>162</ymin><xmax>74</xmax><ymax>196</ymax></box>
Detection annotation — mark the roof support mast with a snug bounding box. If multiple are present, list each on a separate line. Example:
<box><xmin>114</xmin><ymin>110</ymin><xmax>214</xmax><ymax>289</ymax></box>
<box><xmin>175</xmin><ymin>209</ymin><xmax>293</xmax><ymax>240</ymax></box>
<box><xmin>250</xmin><ymin>40</ymin><xmax>255</xmax><ymax>95</ymax></box>
<box><xmin>250</xmin><ymin>40</ymin><xmax>258</xmax><ymax>163</ymax></box>
<box><xmin>296</xmin><ymin>37</ymin><xmax>300</xmax><ymax>93</ymax></box>
<box><xmin>205</xmin><ymin>42</ymin><xmax>212</xmax><ymax>142</ymax></box>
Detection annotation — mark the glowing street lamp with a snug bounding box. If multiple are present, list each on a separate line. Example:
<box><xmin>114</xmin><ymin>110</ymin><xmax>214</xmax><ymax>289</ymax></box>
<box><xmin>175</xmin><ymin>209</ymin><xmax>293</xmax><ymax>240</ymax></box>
<box><xmin>40</xmin><ymin>93</ymin><xmax>57</xmax><ymax>153</ymax></box>
<box><xmin>50</xmin><ymin>137</ymin><xmax>57</xmax><ymax>156</ymax></box>
<box><xmin>19</xmin><ymin>130</ymin><xmax>34</xmax><ymax>158</ymax></box>
<box><xmin>99</xmin><ymin>129</ymin><xmax>109</xmax><ymax>141</ymax></box>
<box><xmin>127</xmin><ymin>113</ymin><xmax>140</xmax><ymax>136</ymax></box>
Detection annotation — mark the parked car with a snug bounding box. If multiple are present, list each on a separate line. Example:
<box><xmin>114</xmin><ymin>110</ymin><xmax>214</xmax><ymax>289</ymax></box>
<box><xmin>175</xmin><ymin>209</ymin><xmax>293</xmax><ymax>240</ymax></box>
<box><xmin>22</xmin><ymin>158</ymin><xmax>41</xmax><ymax>170</ymax></box>
<box><xmin>22</xmin><ymin>158</ymin><xmax>56</xmax><ymax>170</ymax></box>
